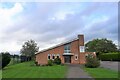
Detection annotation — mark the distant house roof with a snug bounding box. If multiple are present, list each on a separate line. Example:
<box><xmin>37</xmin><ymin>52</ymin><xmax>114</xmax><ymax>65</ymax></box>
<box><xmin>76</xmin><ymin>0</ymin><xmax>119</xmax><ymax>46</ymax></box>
<box><xmin>35</xmin><ymin>38</ymin><xmax>78</xmax><ymax>55</ymax></box>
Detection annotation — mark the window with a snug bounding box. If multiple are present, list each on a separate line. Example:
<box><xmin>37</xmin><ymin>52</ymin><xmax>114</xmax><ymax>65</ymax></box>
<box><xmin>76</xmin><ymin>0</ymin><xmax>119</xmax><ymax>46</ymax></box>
<box><xmin>56</xmin><ymin>54</ymin><xmax>60</xmax><ymax>58</ymax></box>
<box><xmin>52</xmin><ymin>54</ymin><xmax>55</xmax><ymax>60</ymax></box>
<box><xmin>64</xmin><ymin>44</ymin><xmax>71</xmax><ymax>53</ymax></box>
<box><xmin>80</xmin><ymin>46</ymin><xmax>85</xmax><ymax>52</ymax></box>
<box><xmin>75</xmin><ymin>54</ymin><xmax>78</xmax><ymax>60</ymax></box>
<box><xmin>48</xmin><ymin>54</ymin><xmax>51</xmax><ymax>60</ymax></box>
<box><xmin>85</xmin><ymin>54</ymin><xmax>88</xmax><ymax>58</ymax></box>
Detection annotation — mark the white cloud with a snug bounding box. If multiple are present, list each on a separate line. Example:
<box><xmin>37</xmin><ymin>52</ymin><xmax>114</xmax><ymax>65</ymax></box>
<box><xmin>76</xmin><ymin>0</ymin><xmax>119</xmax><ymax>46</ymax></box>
<box><xmin>55</xmin><ymin>11</ymin><xmax>74</xmax><ymax>20</ymax></box>
<box><xmin>1</xmin><ymin>0</ymin><xmax>119</xmax><ymax>2</ymax></box>
<box><xmin>38</xmin><ymin>37</ymin><xmax>66</xmax><ymax>51</ymax></box>
<box><xmin>0</xmin><ymin>2</ymin><xmax>118</xmax><ymax>55</ymax></box>
<box><xmin>84</xmin><ymin>15</ymin><xmax>109</xmax><ymax>29</ymax></box>
<box><xmin>0</xmin><ymin>29</ymin><xmax>40</xmax><ymax>53</ymax></box>
<box><xmin>50</xmin><ymin>11</ymin><xmax>74</xmax><ymax>21</ymax></box>
<box><xmin>0</xmin><ymin>3</ymin><xmax>24</xmax><ymax>53</ymax></box>
<box><xmin>0</xmin><ymin>3</ymin><xmax>23</xmax><ymax>32</ymax></box>
<box><xmin>0</xmin><ymin>41</ymin><xmax>21</xmax><ymax>52</ymax></box>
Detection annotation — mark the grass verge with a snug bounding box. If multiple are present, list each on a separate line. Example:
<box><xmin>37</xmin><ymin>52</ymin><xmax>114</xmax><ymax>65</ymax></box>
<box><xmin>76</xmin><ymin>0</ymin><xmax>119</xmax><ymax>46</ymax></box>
<box><xmin>84</xmin><ymin>67</ymin><xmax>119</xmax><ymax>78</ymax></box>
<box><xmin>2</xmin><ymin>61</ymin><xmax>67</xmax><ymax>78</ymax></box>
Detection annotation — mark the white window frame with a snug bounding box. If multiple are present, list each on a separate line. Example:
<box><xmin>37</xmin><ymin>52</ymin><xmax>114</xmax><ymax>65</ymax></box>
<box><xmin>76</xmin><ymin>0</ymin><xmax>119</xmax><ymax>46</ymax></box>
<box><xmin>56</xmin><ymin>54</ymin><xmax>60</xmax><ymax>58</ymax></box>
<box><xmin>52</xmin><ymin>54</ymin><xmax>55</xmax><ymax>60</ymax></box>
<box><xmin>64</xmin><ymin>44</ymin><xmax>71</xmax><ymax>53</ymax></box>
<box><xmin>85</xmin><ymin>54</ymin><xmax>88</xmax><ymax>57</ymax></box>
<box><xmin>80</xmin><ymin>46</ymin><xmax>85</xmax><ymax>52</ymax></box>
<box><xmin>75</xmin><ymin>54</ymin><xmax>78</xmax><ymax>60</ymax></box>
<box><xmin>48</xmin><ymin>54</ymin><xmax>51</xmax><ymax>60</ymax></box>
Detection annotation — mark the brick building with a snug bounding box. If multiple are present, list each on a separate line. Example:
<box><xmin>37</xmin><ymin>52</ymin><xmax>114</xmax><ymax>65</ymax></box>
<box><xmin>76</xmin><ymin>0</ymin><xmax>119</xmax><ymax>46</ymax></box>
<box><xmin>35</xmin><ymin>34</ymin><xmax>95</xmax><ymax>65</ymax></box>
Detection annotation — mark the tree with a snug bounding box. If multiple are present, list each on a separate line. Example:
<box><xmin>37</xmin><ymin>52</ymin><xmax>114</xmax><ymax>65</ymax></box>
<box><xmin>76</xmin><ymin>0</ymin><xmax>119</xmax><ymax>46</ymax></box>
<box><xmin>20</xmin><ymin>40</ymin><xmax>39</xmax><ymax>60</ymax></box>
<box><xmin>118</xmin><ymin>45</ymin><xmax>120</xmax><ymax>52</ymax></box>
<box><xmin>85</xmin><ymin>38</ymin><xmax>117</xmax><ymax>55</ymax></box>
<box><xmin>1</xmin><ymin>52</ymin><xmax>11</xmax><ymax>69</ymax></box>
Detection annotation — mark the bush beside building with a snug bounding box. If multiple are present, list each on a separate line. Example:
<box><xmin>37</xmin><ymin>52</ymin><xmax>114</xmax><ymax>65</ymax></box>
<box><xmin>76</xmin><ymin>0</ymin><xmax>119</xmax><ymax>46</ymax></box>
<box><xmin>85</xmin><ymin>54</ymin><xmax>100</xmax><ymax>68</ymax></box>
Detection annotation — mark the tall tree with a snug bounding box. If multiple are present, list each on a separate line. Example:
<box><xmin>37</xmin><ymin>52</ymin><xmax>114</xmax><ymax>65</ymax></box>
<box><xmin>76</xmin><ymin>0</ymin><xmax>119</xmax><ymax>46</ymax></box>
<box><xmin>20</xmin><ymin>40</ymin><xmax>39</xmax><ymax>60</ymax></box>
<box><xmin>85</xmin><ymin>38</ymin><xmax>117</xmax><ymax>55</ymax></box>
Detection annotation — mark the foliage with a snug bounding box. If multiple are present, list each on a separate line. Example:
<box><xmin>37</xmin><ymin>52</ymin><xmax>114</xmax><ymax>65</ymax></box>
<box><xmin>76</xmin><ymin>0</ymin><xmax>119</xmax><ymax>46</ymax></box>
<box><xmin>85</xmin><ymin>54</ymin><xmax>100</xmax><ymax>68</ymax></box>
<box><xmin>20</xmin><ymin>40</ymin><xmax>39</xmax><ymax>60</ymax></box>
<box><xmin>10</xmin><ymin>55</ymin><xmax>21</xmax><ymax>65</ymax></box>
<box><xmin>85</xmin><ymin>38</ymin><xmax>117</xmax><ymax>55</ymax></box>
<box><xmin>20</xmin><ymin>55</ymin><xmax>31</xmax><ymax>62</ymax></box>
<box><xmin>47</xmin><ymin>59</ymin><xmax>53</xmax><ymax>66</ymax></box>
<box><xmin>34</xmin><ymin>61</ymin><xmax>39</xmax><ymax>66</ymax></box>
<box><xmin>47</xmin><ymin>58</ymin><xmax>61</xmax><ymax>66</ymax></box>
<box><xmin>0</xmin><ymin>54</ymin><xmax>1</xmax><ymax>69</ymax></box>
<box><xmin>1</xmin><ymin>52</ymin><xmax>11</xmax><ymax>69</ymax></box>
<box><xmin>54</xmin><ymin>57</ymin><xmax>61</xmax><ymax>65</ymax></box>
<box><xmin>99</xmin><ymin>52</ymin><xmax>120</xmax><ymax>61</ymax></box>
<box><xmin>2</xmin><ymin>61</ymin><xmax>67</xmax><ymax>78</ymax></box>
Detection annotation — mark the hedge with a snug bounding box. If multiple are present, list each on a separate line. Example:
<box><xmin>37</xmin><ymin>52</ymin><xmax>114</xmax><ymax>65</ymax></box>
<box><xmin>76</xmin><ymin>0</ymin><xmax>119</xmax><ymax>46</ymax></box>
<box><xmin>2</xmin><ymin>53</ymin><xmax>11</xmax><ymax>69</ymax></box>
<box><xmin>99</xmin><ymin>52</ymin><xmax>120</xmax><ymax>61</ymax></box>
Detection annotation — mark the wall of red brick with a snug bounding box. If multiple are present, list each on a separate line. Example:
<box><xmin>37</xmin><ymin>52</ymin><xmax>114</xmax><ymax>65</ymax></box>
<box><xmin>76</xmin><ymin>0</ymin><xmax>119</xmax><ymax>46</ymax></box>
<box><xmin>79</xmin><ymin>52</ymin><xmax>86</xmax><ymax>64</ymax></box>
<box><xmin>36</xmin><ymin>52</ymin><xmax>48</xmax><ymax>64</ymax></box>
<box><xmin>78</xmin><ymin>35</ymin><xmax>84</xmax><ymax>46</ymax></box>
<box><xmin>36</xmin><ymin>39</ymin><xmax>81</xmax><ymax>65</ymax></box>
<box><xmin>36</xmin><ymin>45</ymin><xmax>64</xmax><ymax>65</ymax></box>
<box><xmin>35</xmin><ymin>35</ymin><xmax>96</xmax><ymax>65</ymax></box>
<box><xmin>70</xmin><ymin>40</ymin><xmax>79</xmax><ymax>64</ymax></box>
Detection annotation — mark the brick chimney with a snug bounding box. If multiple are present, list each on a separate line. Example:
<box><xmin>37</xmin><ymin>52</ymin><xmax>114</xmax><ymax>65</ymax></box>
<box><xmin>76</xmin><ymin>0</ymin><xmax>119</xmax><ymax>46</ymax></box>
<box><xmin>78</xmin><ymin>34</ymin><xmax>84</xmax><ymax>46</ymax></box>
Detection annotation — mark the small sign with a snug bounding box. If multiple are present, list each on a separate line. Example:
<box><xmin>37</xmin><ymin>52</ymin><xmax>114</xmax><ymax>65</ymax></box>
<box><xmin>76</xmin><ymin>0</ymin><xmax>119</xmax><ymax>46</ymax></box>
<box><xmin>80</xmin><ymin>46</ymin><xmax>85</xmax><ymax>52</ymax></box>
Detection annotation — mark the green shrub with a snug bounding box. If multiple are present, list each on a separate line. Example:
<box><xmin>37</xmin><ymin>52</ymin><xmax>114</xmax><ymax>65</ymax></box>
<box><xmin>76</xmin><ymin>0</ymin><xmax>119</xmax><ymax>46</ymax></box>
<box><xmin>34</xmin><ymin>61</ymin><xmax>39</xmax><ymax>66</ymax></box>
<box><xmin>99</xmin><ymin>52</ymin><xmax>120</xmax><ymax>61</ymax></box>
<box><xmin>85</xmin><ymin>54</ymin><xmax>100</xmax><ymax>68</ymax></box>
<box><xmin>54</xmin><ymin>57</ymin><xmax>61</xmax><ymax>65</ymax></box>
<box><xmin>47</xmin><ymin>59</ymin><xmax>53</xmax><ymax>66</ymax></box>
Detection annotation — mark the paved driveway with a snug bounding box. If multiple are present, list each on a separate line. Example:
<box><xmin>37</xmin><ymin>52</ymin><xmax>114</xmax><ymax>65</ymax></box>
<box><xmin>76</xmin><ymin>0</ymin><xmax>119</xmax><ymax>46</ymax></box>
<box><xmin>100</xmin><ymin>61</ymin><xmax>119</xmax><ymax>71</ymax></box>
<box><xmin>66</xmin><ymin>64</ymin><xmax>93</xmax><ymax>78</ymax></box>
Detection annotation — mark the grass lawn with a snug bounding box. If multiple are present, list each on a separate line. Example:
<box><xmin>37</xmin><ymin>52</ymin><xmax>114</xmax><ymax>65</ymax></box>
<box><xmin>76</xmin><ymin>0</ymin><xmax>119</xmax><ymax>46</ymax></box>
<box><xmin>84</xmin><ymin>67</ymin><xmax>119</xmax><ymax>78</ymax></box>
<box><xmin>0</xmin><ymin>70</ymin><xmax>2</xmax><ymax>79</ymax></box>
<box><xmin>2</xmin><ymin>61</ymin><xmax>67</xmax><ymax>78</ymax></box>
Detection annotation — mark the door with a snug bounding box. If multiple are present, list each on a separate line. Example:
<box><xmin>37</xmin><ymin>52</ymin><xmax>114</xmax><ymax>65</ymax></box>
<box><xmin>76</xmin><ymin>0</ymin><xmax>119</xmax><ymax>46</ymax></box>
<box><xmin>64</xmin><ymin>56</ymin><xmax>71</xmax><ymax>63</ymax></box>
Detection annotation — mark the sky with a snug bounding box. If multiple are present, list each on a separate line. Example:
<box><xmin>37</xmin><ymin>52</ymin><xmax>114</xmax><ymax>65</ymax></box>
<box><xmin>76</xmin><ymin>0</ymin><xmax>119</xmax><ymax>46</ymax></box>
<box><xmin>0</xmin><ymin>1</ymin><xmax>118</xmax><ymax>55</ymax></box>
